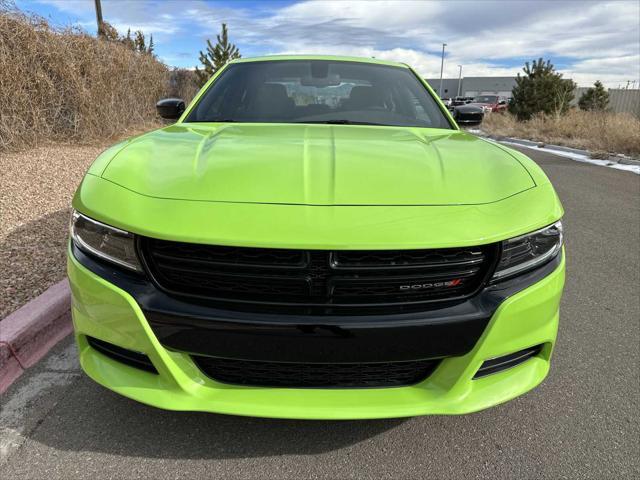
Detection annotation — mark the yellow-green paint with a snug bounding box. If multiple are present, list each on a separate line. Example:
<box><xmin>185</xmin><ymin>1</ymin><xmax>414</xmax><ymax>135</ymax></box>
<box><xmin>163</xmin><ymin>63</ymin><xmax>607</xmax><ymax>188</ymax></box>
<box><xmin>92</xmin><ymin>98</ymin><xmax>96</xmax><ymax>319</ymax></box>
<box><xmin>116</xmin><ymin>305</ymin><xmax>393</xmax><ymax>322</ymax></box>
<box><xmin>69</xmin><ymin>55</ymin><xmax>566</xmax><ymax>419</ymax></box>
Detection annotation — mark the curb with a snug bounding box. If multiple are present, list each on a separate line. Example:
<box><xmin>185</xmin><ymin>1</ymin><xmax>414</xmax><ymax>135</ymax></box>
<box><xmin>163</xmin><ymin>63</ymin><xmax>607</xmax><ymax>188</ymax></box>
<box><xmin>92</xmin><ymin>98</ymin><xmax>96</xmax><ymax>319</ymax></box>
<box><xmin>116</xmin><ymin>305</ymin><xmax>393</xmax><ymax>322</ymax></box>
<box><xmin>0</xmin><ymin>279</ymin><xmax>73</xmax><ymax>394</ymax></box>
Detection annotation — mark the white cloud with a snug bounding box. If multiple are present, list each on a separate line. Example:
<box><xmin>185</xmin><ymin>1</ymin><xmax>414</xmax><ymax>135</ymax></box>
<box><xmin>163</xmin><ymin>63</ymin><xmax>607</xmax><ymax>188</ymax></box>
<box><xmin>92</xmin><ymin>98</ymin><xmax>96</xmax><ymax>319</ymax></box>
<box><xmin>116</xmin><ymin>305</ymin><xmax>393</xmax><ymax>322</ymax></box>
<box><xmin>30</xmin><ymin>0</ymin><xmax>640</xmax><ymax>86</ymax></box>
<box><xmin>560</xmin><ymin>54</ymin><xmax>640</xmax><ymax>87</ymax></box>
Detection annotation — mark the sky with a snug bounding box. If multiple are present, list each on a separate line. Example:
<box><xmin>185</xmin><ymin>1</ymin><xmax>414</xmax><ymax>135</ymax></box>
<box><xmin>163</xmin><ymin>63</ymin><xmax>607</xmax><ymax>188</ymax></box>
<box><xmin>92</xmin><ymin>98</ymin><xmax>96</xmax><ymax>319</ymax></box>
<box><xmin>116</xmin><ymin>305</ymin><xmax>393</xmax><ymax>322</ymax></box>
<box><xmin>15</xmin><ymin>0</ymin><xmax>640</xmax><ymax>87</ymax></box>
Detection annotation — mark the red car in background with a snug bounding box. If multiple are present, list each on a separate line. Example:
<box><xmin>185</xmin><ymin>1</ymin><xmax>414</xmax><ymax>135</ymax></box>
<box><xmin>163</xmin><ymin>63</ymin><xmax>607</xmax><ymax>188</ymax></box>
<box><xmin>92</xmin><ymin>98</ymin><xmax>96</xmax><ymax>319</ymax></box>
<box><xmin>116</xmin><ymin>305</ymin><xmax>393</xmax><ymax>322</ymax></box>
<box><xmin>470</xmin><ymin>95</ymin><xmax>508</xmax><ymax>113</ymax></box>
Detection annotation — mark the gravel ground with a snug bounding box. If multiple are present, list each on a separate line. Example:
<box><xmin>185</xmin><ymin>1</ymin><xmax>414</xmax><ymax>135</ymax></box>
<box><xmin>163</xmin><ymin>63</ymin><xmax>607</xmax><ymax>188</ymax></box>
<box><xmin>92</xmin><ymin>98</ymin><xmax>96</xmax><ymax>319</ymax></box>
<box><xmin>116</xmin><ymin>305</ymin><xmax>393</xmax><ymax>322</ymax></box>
<box><xmin>0</xmin><ymin>144</ymin><xmax>104</xmax><ymax>318</ymax></box>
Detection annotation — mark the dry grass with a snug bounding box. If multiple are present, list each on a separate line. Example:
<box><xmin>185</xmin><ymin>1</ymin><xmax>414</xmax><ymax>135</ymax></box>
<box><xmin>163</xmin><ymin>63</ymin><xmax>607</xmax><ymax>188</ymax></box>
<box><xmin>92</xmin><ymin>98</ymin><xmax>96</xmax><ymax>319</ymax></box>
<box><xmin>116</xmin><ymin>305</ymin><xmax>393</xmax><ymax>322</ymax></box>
<box><xmin>0</xmin><ymin>6</ymin><xmax>197</xmax><ymax>152</ymax></box>
<box><xmin>482</xmin><ymin>110</ymin><xmax>640</xmax><ymax>157</ymax></box>
<box><xmin>168</xmin><ymin>68</ymin><xmax>200</xmax><ymax>105</ymax></box>
<box><xmin>0</xmin><ymin>6</ymin><xmax>203</xmax><ymax>316</ymax></box>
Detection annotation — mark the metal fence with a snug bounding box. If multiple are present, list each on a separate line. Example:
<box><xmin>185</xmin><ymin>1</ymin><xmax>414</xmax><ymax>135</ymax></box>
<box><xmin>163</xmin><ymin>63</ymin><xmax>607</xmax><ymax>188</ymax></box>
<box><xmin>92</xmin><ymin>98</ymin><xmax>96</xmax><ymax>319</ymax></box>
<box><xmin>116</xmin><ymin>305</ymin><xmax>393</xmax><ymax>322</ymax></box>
<box><xmin>571</xmin><ymin>88</ymin><xmax>640</xmax><ymax>117</ymax></box>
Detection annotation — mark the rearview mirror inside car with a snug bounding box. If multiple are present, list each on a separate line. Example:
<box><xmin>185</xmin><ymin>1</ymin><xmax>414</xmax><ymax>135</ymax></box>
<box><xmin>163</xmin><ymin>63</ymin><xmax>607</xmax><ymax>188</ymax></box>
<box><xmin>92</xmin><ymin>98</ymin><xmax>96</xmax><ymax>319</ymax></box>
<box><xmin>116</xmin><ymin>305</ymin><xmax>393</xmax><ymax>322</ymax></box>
<box><xmin>301</xmin><ymin>74</ymin><xmax>341</xmax><ymax>87</ymax></box>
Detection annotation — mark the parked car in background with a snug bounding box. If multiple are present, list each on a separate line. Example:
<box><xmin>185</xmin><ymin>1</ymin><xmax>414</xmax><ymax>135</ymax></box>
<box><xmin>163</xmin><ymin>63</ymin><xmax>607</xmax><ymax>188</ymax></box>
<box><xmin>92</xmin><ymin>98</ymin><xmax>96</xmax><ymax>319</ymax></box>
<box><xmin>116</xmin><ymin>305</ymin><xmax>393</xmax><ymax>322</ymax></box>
<box><xmin>470</xmin><ymin>95</ymin><xmax>508</xmax><ymax>113</ymax></box>
<box><xmin>451</xmin><ymin>103</ymin><xmax>485</xmax><ymax>125</ymax></box>
<box><xmin>441</xmin><ymin>97</ymin><xmax>452</xmax><ymax>107</ymax></box>
<box><xmin>450</xmin><ymin>96</ymin><xmax>473</xmax><ymax>108</ymax></box>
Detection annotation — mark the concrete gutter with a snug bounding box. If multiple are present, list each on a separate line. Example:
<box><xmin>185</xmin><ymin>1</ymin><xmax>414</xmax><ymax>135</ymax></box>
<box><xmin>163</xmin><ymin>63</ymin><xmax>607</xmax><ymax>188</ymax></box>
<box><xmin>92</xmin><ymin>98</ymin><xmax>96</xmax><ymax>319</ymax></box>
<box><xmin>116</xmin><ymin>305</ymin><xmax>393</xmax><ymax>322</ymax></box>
<box><xmin>0</xmin><ymin>279</ymin><xmax>72</xmax><ymax>394</ymax></box>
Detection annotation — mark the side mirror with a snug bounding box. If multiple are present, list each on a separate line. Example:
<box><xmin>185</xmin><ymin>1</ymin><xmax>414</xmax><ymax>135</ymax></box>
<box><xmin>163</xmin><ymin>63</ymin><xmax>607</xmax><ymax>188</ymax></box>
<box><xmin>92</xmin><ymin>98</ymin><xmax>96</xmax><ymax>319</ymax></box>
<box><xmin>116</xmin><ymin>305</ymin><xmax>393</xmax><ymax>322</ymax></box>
<box><xmin>156</xmin><ymin>98</ymin><xmax>185</xmax><ymax>120</ymax></box>
<box><xmin>499</xmin><ymin>100</ymin><xmax>506</xmax><ymax>105</ymax></box>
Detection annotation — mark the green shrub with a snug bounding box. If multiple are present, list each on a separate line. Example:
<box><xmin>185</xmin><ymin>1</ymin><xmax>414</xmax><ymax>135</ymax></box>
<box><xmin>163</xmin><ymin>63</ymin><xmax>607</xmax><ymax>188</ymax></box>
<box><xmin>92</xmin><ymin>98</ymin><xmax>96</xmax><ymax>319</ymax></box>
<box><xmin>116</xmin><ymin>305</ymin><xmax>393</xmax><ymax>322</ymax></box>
<box><xmin>509</xmin><ymin>58</ymin><xmax>576</xmax><ymax>121</ymax></box>
<box><xmin>578</xmin><ymin>81</ymin><xmax>610</xmax><ymax>111</ymax></box>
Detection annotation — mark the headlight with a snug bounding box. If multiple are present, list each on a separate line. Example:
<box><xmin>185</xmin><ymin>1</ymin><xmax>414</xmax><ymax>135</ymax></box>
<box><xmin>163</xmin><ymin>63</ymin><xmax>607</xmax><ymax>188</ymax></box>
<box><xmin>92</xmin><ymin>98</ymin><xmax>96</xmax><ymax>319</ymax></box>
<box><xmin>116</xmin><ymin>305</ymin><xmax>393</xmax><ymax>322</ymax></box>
<box><xmin>70</xmin><ymin>210</ymin><xmax>142</xmax><ymax>272</ymax></box>
<box><xmin>492</xmin><ymin>221</ymin><xmax>563</xmax><ymax>281</ymax></box>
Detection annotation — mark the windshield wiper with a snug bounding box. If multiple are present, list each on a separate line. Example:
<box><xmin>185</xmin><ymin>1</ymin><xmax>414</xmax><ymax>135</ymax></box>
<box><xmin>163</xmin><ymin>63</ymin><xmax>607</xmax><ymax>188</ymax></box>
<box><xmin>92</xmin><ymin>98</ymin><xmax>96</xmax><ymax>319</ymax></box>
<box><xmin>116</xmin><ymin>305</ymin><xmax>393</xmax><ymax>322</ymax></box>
<box><xmin>293</xmin><ymin>120</ymin><xmax>387</xmax><ymax>126</ymax></box>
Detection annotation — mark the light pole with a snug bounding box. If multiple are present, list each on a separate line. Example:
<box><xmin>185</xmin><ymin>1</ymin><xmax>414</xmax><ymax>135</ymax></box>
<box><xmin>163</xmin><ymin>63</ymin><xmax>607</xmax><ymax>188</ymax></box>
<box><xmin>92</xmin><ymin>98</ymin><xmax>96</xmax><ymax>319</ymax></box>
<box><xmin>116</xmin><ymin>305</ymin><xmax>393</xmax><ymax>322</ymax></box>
<box><xmin>438</xmin><ymin>43</ymin><xmax>447</xmax><ymax>98</ymax></box>
<box><xmin>456</xmin><ymin>65</ymin><xmax>463</xmax><ymax>97</ymax></box>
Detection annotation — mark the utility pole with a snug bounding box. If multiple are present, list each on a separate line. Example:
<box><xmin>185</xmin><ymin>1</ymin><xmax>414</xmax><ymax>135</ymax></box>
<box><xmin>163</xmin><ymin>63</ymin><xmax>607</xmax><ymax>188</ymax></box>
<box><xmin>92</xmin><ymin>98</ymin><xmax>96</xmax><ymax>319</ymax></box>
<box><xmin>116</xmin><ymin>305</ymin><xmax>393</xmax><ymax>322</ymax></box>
<box><xmin>438</xmin><ymin>43</ymin><xmax>447</xmax><ymax>98</ymax></box>
<box><xmin>456</xmin><ymin>65</ymin><xmax>463</xmax><ymax>97</ymax></box>
<box><xmin>94</xmin><ymin>0</ymin><xmax>104</xmax><ymax>37</ymax></box>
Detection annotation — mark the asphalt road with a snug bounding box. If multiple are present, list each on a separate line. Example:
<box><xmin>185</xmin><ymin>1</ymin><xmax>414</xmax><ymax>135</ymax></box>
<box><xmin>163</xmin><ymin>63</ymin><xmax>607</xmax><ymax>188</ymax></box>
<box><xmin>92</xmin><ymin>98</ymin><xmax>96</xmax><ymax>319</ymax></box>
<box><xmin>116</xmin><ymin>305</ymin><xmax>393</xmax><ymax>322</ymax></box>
<box><xmin>1</xmin><ymin>147</ymin><xmax>639</xmax><ymax>479</ymax></box>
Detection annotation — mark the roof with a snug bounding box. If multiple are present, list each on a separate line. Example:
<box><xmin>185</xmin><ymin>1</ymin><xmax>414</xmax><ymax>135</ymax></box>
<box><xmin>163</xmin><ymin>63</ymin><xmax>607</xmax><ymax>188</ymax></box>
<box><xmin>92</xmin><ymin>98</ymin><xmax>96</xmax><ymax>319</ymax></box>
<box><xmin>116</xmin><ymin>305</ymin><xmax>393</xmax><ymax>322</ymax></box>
<box><xmin>230</xmin><ymin>55</ymin><xmax>408</xmax><ymax>69</ymax></box>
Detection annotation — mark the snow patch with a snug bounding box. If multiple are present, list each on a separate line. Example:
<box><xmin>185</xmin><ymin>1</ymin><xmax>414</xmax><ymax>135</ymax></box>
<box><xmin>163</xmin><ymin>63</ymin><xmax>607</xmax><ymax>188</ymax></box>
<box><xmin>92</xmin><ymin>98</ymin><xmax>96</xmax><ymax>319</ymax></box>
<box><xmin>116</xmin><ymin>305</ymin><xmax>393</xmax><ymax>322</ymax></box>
<box><xmin>498</xmin><ymin>140</ymin><xmax>640</xmax><ymax>175</ymax></box>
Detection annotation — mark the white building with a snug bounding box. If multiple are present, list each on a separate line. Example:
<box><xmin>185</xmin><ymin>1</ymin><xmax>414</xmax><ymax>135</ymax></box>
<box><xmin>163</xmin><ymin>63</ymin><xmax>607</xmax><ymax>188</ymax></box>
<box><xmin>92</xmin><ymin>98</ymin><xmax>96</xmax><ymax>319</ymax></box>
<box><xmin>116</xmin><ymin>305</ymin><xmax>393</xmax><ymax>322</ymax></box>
<box><xmin>426</xmin><ymin>77</ymin><xmax>518</xmax><ymax>98</ymax></box>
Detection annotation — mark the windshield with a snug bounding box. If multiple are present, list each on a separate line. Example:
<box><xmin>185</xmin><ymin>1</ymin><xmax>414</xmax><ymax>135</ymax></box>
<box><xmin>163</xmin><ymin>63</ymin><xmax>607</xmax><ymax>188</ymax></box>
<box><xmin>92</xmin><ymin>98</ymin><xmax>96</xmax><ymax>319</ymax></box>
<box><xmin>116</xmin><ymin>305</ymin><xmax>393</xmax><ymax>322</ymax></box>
<box><xmin>185</xmin><ymin>60</ymin><xmax>452</xmax><ymax>129</ymax></box>
<box><xmin>474</xmin><ymin>95</ymin><xmax>498</xmax><ymax>103</ymax></box>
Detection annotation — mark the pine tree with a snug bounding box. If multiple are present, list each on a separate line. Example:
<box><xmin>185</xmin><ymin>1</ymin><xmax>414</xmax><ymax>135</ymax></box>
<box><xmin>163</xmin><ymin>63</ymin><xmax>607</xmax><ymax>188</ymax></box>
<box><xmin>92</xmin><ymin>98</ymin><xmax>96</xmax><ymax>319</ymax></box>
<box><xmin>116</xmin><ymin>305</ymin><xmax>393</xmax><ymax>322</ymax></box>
<box><xmin>134</xmin><ymin>30</ymin><xmax>146</xmax><ymax>53</ymax></box>
<box><xmin>121</xmin><ymin>28</ymin><xmax>134</xmax><ymax>50</ymax></box>
<box><xmin>99</xmin><ymin>22</ymin><xmax>154</xmax><ymax>56</ymax></box>
<box><xmin>578</xmin><ymin>81</ymin><xmax>609</xmax><ymax>111</ymax></box>
<box><xmin>195</xmin><ymin>23</ymin><xmax>241</xmax><ymax>87</ymax></box>
<box><xmin>509</xmin><ymin>58</ymin><xmax>576</xmax><ymax>120</ymax></box>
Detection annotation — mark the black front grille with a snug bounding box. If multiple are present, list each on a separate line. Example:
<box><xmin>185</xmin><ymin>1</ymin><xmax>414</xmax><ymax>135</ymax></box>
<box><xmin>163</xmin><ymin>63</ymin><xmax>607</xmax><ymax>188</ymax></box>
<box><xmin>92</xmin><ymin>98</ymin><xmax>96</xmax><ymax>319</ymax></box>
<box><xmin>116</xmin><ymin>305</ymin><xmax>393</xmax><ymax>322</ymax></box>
<box><xmin>140</xmin><ymin>238</ymin><xmax>497</xmax><ymax>314</ymax></box>
<box><xmin>192</xmin><ymin>356</ymin><xmax>440</xmax><ymax>388</ymax></box>
<box><xmin>457</xmin><ymin>112</ymin><xmax>483</xmax><ymax>122</ymax></box>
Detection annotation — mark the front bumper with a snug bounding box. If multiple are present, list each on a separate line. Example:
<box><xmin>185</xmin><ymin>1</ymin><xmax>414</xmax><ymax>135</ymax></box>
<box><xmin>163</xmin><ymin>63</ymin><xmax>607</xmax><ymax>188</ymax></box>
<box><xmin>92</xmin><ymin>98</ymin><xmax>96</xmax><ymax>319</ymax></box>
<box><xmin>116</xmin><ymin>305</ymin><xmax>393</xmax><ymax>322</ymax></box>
<box><xmin>68</xmin><ymin>246</ymin><xmax>565</xmax><ymax>420</ymax></box>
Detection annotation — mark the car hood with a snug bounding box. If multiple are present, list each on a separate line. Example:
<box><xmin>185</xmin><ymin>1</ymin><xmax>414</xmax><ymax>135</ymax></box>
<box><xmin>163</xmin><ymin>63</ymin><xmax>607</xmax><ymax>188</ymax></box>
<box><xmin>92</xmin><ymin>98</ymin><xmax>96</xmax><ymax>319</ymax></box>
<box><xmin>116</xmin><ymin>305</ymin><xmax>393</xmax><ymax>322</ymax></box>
<box><xmin>100</xmin><ymin>124</ymin><xmax>535</xmax><ymax>206</ymax></box>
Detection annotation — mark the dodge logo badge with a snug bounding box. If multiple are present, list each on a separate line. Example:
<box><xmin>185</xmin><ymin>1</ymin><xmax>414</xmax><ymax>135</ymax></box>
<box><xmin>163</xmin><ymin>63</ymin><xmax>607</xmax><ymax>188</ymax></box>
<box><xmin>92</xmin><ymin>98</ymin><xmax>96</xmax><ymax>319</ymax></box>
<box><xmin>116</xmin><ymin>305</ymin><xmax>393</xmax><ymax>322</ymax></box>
<box><xmin>399</xmin><ymin>279</ymin><xmax>462</xmax><ymax>290</ymax></box>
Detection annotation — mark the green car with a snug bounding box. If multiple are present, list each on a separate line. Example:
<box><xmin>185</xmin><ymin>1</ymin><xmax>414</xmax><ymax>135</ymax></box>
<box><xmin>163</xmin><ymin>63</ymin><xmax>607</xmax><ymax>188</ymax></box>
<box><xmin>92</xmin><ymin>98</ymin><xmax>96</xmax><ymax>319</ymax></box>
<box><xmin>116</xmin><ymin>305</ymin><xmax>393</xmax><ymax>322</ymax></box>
<box><xmin>68</xmin><ymin>56</ymin><xmax>565</xmax><ymax>419</ymax></box>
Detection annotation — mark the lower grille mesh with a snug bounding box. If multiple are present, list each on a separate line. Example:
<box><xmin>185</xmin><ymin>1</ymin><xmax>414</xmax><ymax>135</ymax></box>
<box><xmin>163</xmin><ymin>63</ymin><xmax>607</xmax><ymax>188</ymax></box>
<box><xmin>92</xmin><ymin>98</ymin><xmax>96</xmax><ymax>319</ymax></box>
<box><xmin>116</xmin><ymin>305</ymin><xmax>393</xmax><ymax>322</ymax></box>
<box><xmin>193</xmin><ymin>356</ymin><xmax>440</xmax><ymax>388</ymax></box>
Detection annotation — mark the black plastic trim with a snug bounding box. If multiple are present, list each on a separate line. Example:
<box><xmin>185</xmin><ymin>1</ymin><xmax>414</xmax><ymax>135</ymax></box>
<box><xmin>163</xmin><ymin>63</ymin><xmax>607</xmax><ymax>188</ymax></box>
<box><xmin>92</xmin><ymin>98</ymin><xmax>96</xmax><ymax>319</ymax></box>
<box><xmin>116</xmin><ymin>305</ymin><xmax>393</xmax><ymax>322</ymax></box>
<box><xmin>86</xmin><ymin>336</ymin><xmax>158</xmax><ymax>374</ymax></box>
<box><xmin>473</xmin><ymin>345</ymin><xmax>542</xmax><ymax>378</ymax></box>
<box><xmin>136</xmin><ymin>238</ymin><xmax>500</xmax><ymax>315</ymax></box>
<box><xmin>328</xmin><ymin>250</ymin><xmax>486</xmax><ymax>271</ymax></box>
<box><xmin>72</xmin><ymin>244</ymin><xmax>561</xmax><ymax>363</ymax></box>
<box><xmin>192</xmin><ymin>356</ymin><xmax>441</xmax><ymax>388</ymax></box>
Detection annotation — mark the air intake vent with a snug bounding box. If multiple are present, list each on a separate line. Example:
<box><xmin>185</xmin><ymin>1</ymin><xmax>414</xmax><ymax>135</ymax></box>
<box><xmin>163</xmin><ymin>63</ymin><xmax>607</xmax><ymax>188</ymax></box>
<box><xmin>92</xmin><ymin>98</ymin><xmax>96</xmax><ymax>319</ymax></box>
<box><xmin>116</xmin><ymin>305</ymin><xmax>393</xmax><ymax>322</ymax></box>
<box><xmin>474</xmin><ymin>345</ymin><xmax>542</xmax><ymax>379</ymax></box>
<box><xmin>87</xmin><ymin>336</ymin><xmax>158</xmax><ymax>374</ymax></box>
<box><xmin>193</xmin><ymin>356</ymin><xmax>440</xmax><ymax>388</ymax></box>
